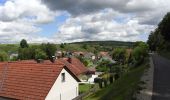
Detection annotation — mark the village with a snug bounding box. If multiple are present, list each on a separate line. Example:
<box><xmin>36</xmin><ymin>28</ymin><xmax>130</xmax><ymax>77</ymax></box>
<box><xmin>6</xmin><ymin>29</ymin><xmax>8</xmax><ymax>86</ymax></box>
<box><xmin>0</xmin><ymin>39</ymin><xmax>149</xmax><ymax>100</ymax></box>
<box><xmin>1</xmin><ymin>0</ymin><xmax>170</xmax><ymax>100</ymax></box>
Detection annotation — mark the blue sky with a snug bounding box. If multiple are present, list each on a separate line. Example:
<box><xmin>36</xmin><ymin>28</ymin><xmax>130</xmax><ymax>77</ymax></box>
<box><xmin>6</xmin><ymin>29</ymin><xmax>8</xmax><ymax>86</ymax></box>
<box><xmin>0</xmin><ymin>0</ymin><xmax>169</xmax><ymax>43</ymax></box>
<box><xmin>39</xmin><ymin>14</ymin><xmax>68</xmax><ymax>37</ymax></box>
<box><xmin>0</xmin><ymin>0</ymin><xmax>6</xmax><ymax>4</ymax></box>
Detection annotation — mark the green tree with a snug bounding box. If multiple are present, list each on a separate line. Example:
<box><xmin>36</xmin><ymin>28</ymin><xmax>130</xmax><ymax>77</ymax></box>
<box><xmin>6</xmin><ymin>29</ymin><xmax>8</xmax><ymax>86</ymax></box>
<box><xmin>147</xmin><ymin>31</ymin><xmax>156</xmax><ymax>51</ymax></box>
<box><xmin>20</xmin><ymin>39</ymin><xmax>29</xmax><ymax>48</ymax></box>
<box><xmin>158</xmin><ymin>12</ymin><xmax>170</xmax><ymax>42</ymax></box>
<box><xmin>96</xmin><ymin>59</ymin><xmax>111</xmax><ymax>72</ymax></box>
<box><xmin>82</xmin><ymin>44</ymin><xmax>88</xmax><ymax>49</ymax></box>
<box><xmin>35</xmin><ymin>49</ymin><xmax>47</xmax><ymax>60</ymax></box>
<box><xmin>132</xmin><ymin>42</ymin><xmax>148</xmax><ymax>66</ymax></box>
<box><xmin>112</xmin><ymin>48</ymin><xmax>127</xmax><ymax>64</ymax></box>
<box><xmin>147</xmin><ymin>12</ymin><xmax>170</xmax><ymax>51</ymax></box>
<box><xmin>18</xmin><ymin>47</ymin><xmax>32</xmax><ymax>60</ymax></box>
<box><xmin>0</xmin><ymin>51</ymin><xmax>8</xmax><ymax>61</ymax></box>
<box><xmin>41</xmin><ymin>43</ymin><xmax>57</xmax><ymax>61</ymax></box>
<box><xmin>60</xmin><ymin>43</ymin><xmax>65</xmax><ymax>48</ymax></box>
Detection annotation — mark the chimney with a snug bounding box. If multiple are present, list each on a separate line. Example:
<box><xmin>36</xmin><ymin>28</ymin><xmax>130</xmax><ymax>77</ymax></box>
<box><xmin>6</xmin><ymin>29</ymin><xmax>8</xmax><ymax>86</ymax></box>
<box><xmin>37</xmin><ymin>59</ymin><xmax>44</xmax><ymax>63</ymax></box>
<box><xmin>67</xmin><ymin>57</ymin><xmax>72</xmax><ymax>63</ymax></box>
<box><xmin>50</xmin><ymin>56</ymin><xmax>56</xmax><ymax>63</ymax></box>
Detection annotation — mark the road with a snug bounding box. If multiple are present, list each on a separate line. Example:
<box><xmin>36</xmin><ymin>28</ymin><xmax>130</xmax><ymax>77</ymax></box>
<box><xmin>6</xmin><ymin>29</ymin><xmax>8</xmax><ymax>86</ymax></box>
<box><xmin>152</xmin><ymin>54</ymin><xmax>170</xmax><ymax>100</ymax></box>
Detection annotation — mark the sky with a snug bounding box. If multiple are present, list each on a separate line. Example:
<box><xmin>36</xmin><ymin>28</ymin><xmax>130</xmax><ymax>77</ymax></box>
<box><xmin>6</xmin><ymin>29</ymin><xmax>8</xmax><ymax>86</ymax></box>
<box><xmin>0</xmin><ymin>0</ymin><xmax>170</xmax><ymax>43</ymax></box>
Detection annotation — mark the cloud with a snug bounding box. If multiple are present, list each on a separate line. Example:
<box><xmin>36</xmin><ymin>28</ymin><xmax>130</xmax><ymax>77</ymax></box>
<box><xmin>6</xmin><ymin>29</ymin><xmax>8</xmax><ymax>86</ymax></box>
<box><xmin>54</xmin><ymin>9</ymin><xmax>155</xmax><ymax>43</ymax></box>
<box><xmin>42</xmin><ymin>0</ymin><xmax>170</xmax><ymax>25</ymax></box>
<box><xmin>42</xmin><ymin>0</ymin><xmax>129</xmax><ymax>15</ymax></box>
<box><xmin>41</xmin><ymin>0</ymin><xmax>170</xmax><ymax>43</ymax></box>
<box><xmin>0</xmin><ymin>0</ymin><xmax>59</xmax><ymax>43</ymax></box>
<box><xmin>0</xmin><ymin>0</ymin><xmax>170</xmax><ymax>43</ymax></box>
<box><xmin>0</xmin><ymin>0</ymin><xmax>56</xmax><ymax>23</ymax></box>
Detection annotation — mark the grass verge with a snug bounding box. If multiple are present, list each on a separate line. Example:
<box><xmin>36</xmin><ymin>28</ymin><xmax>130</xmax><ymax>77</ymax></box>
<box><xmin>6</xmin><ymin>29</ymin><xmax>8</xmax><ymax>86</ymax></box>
<box><xmin>84</xmin><ymin>60</ymin><xmax>149</xmax><ymax>100</ymax></box>
<box><xmin>79</xmin><ymin>84</ymin><xmax>94</xmax><ymax>94</ymax></box>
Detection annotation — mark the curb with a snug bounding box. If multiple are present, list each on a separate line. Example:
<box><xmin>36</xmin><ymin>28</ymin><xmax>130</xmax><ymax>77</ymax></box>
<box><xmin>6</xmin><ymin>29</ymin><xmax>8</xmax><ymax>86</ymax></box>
<box><xmin>136</xmin><ymin>56</ymin><xmax>154</xmax><ymax>100</ymax></box>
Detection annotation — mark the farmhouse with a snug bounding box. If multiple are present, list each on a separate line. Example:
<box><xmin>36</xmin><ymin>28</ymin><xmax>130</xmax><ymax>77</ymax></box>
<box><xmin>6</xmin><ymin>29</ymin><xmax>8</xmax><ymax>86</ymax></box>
<box><xmin>0</xmin><ymin>60</ymin><xmax>81</xmax><ymax>100</ymax></box>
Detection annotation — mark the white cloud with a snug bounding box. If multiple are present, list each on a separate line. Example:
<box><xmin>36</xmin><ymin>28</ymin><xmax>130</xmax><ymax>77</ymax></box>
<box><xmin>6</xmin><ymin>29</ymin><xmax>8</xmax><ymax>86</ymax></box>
<box><xmin>0</xmin><ymin>0</ymin><xmax>170</xmax><ymax>43</ymax></box>
<box><xmin>44</xmin><ymin>0</ymin><xmax>170</xmax><ymax>43</ymax></box>
<box><xmin>54</xmin><ymin>8</ymin><xmax>155</xmax><ymax>43</ymax></box>
<box><xmin>0</xmin><ymin>0</ymin><xmax>58</xmax><ymax>43</ymax></box>
<box><xmin>0</xmin><ymin>0</ymin><xmax>56</xmax><ymax>23</ymax></box>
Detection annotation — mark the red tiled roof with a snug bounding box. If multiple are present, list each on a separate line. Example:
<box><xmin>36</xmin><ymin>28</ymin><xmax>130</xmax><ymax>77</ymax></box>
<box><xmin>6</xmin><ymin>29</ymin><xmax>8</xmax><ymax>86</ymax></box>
<box><xmin>8</xmin><ymin>58</ymin><xmax>88</xmax><ymax>76</ymax></box>
<box><xmin>59</xmin><ymin>57</ymin><xmax>88</xmax><ymax>75</ymax></box>
<box><xmin>0</xmin><ymin>60</ymin><xmax>79</xmax><ymax>100</ymax></box>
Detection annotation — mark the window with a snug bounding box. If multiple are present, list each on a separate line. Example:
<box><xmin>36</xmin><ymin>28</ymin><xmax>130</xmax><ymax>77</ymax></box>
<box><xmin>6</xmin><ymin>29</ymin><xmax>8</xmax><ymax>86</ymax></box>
<box><xmin>61</xmin><ymin>73</ymin><xmax>65</xmax><ymax>82</ymax></box>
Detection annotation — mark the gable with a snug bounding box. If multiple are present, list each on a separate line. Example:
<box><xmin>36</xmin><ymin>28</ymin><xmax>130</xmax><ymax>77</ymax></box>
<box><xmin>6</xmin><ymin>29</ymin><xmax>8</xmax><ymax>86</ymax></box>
<box><xmin>45</xmin><ymin>68</ymin><xmax>79</xmax><ymax>100</ymax></box>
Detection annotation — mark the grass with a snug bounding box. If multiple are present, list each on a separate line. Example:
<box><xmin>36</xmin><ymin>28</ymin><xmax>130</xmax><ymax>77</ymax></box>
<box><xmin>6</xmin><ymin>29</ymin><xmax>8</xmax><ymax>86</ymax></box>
<box><xmin>84</xmin><ymin>60</ymin><xmax>149</xmax><ymax>100</ymax></box>
<box><xmin>79</xmin><ymin>84</ymin><xmax>94</xmax><ymax>94</ymax></box>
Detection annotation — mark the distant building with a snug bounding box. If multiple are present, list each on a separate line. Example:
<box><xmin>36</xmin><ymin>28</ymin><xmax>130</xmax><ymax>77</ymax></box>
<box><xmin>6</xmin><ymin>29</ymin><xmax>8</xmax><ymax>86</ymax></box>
<box><xmin>98</xmin><ymin>51</ymin><xmax>110</xmax><ymax>58</ymax></box>
<box><xmin>72</xmin><ymin>51</ymin><xmax>85</xmax><ymax>57</ymax></box>
<box><xmin>84</xmin><ymin>52</ymin><xmax>96</xmax><ymax>60</ymax></box>
<box><xmin>9</xmin><ymin>53</ymin><xmax>18</xmax><ymax>60</ymax></box>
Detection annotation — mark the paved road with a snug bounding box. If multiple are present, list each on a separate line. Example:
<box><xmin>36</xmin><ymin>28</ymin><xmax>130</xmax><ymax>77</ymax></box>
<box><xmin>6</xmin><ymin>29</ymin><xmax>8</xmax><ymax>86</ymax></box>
<box><xmin>152</xmin><ymin>54</ymin><xmax>170</xmax><ymax>100</ymax></box>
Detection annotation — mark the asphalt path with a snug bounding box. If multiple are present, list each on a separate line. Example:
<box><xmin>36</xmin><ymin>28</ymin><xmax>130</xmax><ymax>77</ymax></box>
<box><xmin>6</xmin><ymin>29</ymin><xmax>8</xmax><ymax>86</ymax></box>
<box><xmin>152</xmin><ymin>54</ymin><xmax>170</xmax><ymax>100</ymax></box>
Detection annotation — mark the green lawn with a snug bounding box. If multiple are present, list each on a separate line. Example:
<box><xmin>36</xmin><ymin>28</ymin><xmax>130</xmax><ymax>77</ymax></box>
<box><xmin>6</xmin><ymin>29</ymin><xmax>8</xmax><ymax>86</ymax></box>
<box><xmin>79</xmin><ymin>84</ymin><xmax>94</xmax><ymax>94</ymax></box>
<box><xmin>84</xmin><ymin>61</ymin><xmax>149</xmax><ymax>100</ymax></box>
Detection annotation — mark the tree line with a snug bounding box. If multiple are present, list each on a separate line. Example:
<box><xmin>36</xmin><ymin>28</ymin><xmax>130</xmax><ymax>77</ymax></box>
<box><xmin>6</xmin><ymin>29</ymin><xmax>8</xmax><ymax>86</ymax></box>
<box><xmin>147</xmin><ymin>12</ymin><xmax>170</xmax><ymax>52</ymax></box>
<box><xmin>18</xmin><ymin>39</ymin><xmax>57</xmax><ymax>61</ymax></box>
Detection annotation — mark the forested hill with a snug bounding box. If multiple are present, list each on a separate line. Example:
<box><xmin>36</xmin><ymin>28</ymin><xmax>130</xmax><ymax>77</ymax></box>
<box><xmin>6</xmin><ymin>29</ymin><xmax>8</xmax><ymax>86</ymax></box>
<box><xmin>71</xmin><ymin>41</ymin><xmax>134</xmax><ymax>47</ymax></box>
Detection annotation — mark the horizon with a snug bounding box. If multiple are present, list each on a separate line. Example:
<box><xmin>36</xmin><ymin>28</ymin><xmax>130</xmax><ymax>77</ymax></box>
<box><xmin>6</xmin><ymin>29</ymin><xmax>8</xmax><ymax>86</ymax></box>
<box><xmin>0</xmin><ymin>40</ymin><xmax>136</xmax><ymax>45</ymax></box>
<box><xmin>0</xmin><ymin>0</ymin><xmax>170</xmax><ymax>43</ymax></box>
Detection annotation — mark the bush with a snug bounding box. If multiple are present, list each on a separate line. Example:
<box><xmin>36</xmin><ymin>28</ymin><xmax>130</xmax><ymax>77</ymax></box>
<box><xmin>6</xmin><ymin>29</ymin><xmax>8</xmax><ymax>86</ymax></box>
<box><xmin>96</xmin><ymin>59</ymin><xmax>111</xmax><ymax>72</ymax></box>
<box><xmin>35</xmin><ymin>49</ymin><xmax>47</xmax><ymax>60</ymax></box>
<box><xmin>0</xmin><ymin>51</ymin><xmax>8</xmax><ymax>61</ymax></box>
<box><xmin>112</xmin><ymin>48</ymin><xmax>127</xmax><ymax>64</ymax></box>
<box><xmin>132</xmin><ymin>42</ymin><xmax>148</xmax><ymax>66</ymax></box>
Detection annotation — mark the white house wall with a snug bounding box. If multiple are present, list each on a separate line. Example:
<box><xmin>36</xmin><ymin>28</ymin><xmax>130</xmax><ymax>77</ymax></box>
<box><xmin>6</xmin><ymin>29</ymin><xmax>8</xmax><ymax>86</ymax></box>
<box><xmin>45</xmin><ymin>68</ymin><xmax>79</xmax><ymax>100</ymax></box>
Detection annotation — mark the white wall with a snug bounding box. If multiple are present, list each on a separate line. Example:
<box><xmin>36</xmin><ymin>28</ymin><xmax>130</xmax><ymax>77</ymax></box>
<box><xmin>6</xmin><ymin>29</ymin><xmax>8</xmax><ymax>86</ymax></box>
<box><xmin>45</xmin><ymin>68</ymin><xmax>79</xmax><ymax>100</ymax></box>
<box><xmin>88</xmin><ymin>75</ymin><xmax>98</xmax><ymax>84</ymax></box>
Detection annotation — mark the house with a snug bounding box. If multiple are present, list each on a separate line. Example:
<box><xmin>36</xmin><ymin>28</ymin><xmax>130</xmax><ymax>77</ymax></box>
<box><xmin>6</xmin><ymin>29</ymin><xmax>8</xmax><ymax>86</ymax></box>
<box><xmin>55</xmin><ymin>50</ymin><xmax>62</xmax><ymax>58</ymax></box>
<box><xmin>98</xmin><ymin>51</ymin><xmax>116</xmax><ymax>64</ymax></box>
<box><xmin>9</xmin><ymin>53</ymin><xmax>18</xmax><ymax>60</ymax></box>
<box><xmin>73</xmin><ymin>52</ymin><xmax>96</xmax><ymax>60</ymax></box>
<box><xmin>98</xmin><ymin>51</ymin><xmax>110</xmax><ymax>58</ymax></box>
<box><xmin>84</xmin><ymin>52</ymin><xmax>96</xmax><ymax>60</ymax></box>
<box><xmin>59</xmin><ymin>57</ymin><xmax>88</xmax><ymax>79</ymax></box>
<box><xmin>0</xmin><ymin>60</ymin><xmax>80</xmax><ymax>100</ymax></box>
<box><xmin>88</xmin><ymin>75</ymin><xmax>98</xmax><ymax>84</ymax></box>
<box><xmin>72</xmin><ymin>51</ymin><xmax>85</xmax><ymax>57</ymax></box>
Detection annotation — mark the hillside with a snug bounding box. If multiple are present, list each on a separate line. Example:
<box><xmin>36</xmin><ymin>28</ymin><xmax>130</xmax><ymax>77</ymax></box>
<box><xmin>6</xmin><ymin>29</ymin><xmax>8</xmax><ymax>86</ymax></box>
<box><xmin>0</xmin><ymin>41</ymin><xmax>134</xmax><ymax>55</ymax></box>
<box><xmin>71</xmin><ymin>41</ymin><xmax>134</xmax><ymax>47</ymax></box>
